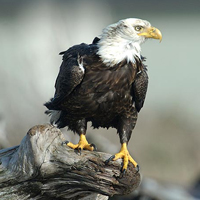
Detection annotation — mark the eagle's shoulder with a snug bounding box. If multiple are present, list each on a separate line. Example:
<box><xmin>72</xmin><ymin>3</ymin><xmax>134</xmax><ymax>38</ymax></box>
<box><xmin>59</xmin><ymin>39</ymin><xmax>99</xmax><ymax>61</ymax></box>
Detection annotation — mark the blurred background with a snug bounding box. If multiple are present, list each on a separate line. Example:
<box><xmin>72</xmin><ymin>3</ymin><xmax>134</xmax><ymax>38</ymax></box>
<box><xmin>0</xmin><ymin>0</ymin><xmax>200</xmax><ymax>199</ymax></box>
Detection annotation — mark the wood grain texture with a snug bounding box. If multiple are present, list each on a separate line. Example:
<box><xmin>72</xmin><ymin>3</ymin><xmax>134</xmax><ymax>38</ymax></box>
<box><xmin>0</xmin><ymin>124</ymin><xmax>140</xmax><ymax>200</ymax></box>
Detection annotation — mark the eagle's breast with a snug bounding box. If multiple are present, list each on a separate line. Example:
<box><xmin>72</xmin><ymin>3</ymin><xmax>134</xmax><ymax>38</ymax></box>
<box><xmin>67</xmin><ymin>56</ymin><xmax>139</xmax><ymax>117</ymax></box>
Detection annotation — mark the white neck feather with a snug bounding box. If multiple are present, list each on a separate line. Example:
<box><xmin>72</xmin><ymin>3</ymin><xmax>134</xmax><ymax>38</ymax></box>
<box><xmin>97</xmin><ymin>36</ymin><xmax>141</xmax><ymax>66</ymax></box>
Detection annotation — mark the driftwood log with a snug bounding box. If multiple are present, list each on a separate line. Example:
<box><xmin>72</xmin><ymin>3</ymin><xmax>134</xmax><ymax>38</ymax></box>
<box><xmin>0</xmin><ymin>124</ymin><xmax>141</xmax><ymax>200</ymax></box>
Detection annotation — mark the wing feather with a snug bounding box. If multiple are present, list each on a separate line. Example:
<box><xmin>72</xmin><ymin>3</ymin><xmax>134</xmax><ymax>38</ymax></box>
<box><xmin>132</xmin><ymin>63</ymin><xmax>148</xmax><ymax>112</ymax></box>
<box><xmin>44</xmin><ymin>54</ymin><xmax>85</xmax><ymax>110</ymax></box>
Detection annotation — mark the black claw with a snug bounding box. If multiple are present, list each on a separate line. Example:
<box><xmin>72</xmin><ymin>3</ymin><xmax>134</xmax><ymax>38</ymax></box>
<box><xmin>105</xmin><ymin>155</ymin><xmax>115</xmax><ymax>165</ymax></box>
<box><xmin>90</xmin><ymin>143</ymin><xmax>97</xmax><ymax>151</ymax></box>
<box><xmin>135</xmin><ymin>164</ymin><xmax>140</xmax><ymax>173</ymax></box>
<box><xmin>77</xmin><ymin>147</ymin><xmax>82</xmax><ymax>155</ymax></box>
<box><xmin>121</xmin><ymin>164</ymin><xmax>139</xmax><ymax>175</ymax></box>
<box><xmin>61</xmin><ymin>140</ymin><xmax>69</xmax><ymax>146</ymax></box>
<box><xmin>122</xmin><ymin>168</ymin><xmax>126</xmax><ymax>175</ymax></box>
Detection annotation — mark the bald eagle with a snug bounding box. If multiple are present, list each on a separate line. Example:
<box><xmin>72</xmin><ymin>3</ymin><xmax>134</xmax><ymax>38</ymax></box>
<box><xmin>45</xmin><ymin>18</ymin><xmax>162</xmax><ymax>172</ymax></box>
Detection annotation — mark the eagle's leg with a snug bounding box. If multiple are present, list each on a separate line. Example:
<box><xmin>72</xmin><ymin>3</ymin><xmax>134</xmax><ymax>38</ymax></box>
<box><xmin>65</xmin><ymin>119</ymin><xmax>96</xmax><ymax>152</ymax></box>
<box><xmin>106</xmin><ymin>114</ymin><xmax>139</xmax><ymax>173</ymax></box>
<box><xmin>110</xmin><ymin>143</ymin><xmax>138</xmax><ymax>172</ymax></box>
<box><xmin>67</xmin><ymin>134</ymin><xmax>96</xmax><ymax>151</ymax></box>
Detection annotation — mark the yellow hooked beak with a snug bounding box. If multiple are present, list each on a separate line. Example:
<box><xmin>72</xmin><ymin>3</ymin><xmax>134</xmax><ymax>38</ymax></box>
<box><xmin>138</xmin><ymin>26</ymin><xmax>162</xmax><ymax>42</ymax></box>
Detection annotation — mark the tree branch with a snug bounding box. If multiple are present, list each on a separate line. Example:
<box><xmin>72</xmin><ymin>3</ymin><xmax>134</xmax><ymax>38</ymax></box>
<box><xmin>0</xmin><ymin>124</ymin><xmax>140</xmax><ymax>200</ymax></box>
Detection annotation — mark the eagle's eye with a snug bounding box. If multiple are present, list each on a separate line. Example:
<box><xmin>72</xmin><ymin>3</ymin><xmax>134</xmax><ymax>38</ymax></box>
<box><xmin>134</xmin><ymin>26</ymin><xmax>143</xmax><ymax>31</ymax></box>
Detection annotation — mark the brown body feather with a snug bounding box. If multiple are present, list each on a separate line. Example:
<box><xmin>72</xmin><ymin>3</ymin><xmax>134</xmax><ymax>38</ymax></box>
<box><xmin>45</xmin><ymin>41</ymin><xmax>148</xmax><ymax>144</ymax></box>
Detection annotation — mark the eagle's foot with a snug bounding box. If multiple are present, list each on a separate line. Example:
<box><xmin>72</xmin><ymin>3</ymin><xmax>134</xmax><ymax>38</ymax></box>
<box><xmin>105</xmin><ymin>143</ymin><xmax>139</xmax><ymax>173</ymax></box>
<box><xmin>63</xmin><ymin>134</ymin><xmax>96</xmax><ymax>152</ymax></box>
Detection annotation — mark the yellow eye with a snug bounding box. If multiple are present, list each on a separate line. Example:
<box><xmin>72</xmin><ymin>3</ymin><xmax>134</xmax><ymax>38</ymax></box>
<box><xmin>135</xmin><ymin>26</ymin><xmax>143</xmax><ymax>31</ymax></box>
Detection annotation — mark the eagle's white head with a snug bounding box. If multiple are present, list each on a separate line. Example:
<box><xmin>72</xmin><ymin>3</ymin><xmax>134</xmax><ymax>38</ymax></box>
<box><xmin>97</xmin><ymin>18</ymin><xmax>162</xmax><ymax>66</ymax></box>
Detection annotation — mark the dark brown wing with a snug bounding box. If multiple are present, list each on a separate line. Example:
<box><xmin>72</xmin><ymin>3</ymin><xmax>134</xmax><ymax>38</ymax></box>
<box><xmin>45</xmin><ymin>56</ymin><xmax>85</xmax><ymax>110</ymax></box>
<box><xmin>44</xmin><ymin>42</ymin><xmax>98</xmax><ymax>110</ymax></box>
<box><xmin>45</xmin><ymin>55</ymin><xmax>86</xmax><ymax>110</ymax></box>
<box><xmin>132</xmin><ymin>62</ymin><xmax>148</xmax><ymax>112</ymax></box>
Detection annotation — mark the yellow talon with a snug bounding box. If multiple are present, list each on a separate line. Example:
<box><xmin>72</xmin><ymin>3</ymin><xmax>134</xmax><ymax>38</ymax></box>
<box><xmin>66</xmin><ymin>134</ymin><xmax>95</xmax><ymax>151</ymax></box>
<box><xmin>112</xmin><ymin>143</ymin><xmax>138</xmax><ymax>171</ymax></box>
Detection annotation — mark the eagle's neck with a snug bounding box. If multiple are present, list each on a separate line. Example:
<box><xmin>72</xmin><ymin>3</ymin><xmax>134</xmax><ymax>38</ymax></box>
<box><xmin>97</xmin><ymin>35</ymin><xmax>141</xmax><ymax>67</ymax></box>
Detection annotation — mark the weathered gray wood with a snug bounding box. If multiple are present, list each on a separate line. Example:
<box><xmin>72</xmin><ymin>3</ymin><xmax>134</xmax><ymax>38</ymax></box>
<box><xmin>0</xmin><ymin>124</ymin><xmax>140</xmax><ymax>200</ymax></box>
